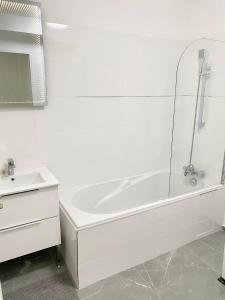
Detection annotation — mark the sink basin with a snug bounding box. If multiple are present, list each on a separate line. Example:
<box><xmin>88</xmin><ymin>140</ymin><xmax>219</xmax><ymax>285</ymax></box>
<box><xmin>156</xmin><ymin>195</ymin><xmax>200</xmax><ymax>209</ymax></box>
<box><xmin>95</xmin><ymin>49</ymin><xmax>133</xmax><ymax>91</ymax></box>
<box><xmin>0</xmin><ymin>167</ymin><xmax>58</xmax><ymax>196</ymax></box>
<box><xmin>0</xmin><ymin>173</ymin><xmax>44</xmax><ymax>190</ymax></box>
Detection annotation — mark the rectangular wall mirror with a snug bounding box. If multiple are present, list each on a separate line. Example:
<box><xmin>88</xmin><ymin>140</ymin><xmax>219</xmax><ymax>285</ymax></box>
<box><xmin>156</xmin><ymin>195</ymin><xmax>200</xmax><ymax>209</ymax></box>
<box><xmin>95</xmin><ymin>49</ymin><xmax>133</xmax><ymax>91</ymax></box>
<box><xmin>0</xmin><ymin>0</ymin><xmax>46</xmax><ymax>107</ymax></box>
<box><xmin>0</xmin><ymin>52</ymin><xmax>33</xmax><ymax>104</ymax></box>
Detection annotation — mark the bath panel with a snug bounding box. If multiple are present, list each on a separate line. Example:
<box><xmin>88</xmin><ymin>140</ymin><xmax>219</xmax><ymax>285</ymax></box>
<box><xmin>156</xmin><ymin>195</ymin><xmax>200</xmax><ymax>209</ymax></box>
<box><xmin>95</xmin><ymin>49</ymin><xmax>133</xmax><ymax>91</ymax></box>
<box><xmin>60</xmin><ymin>182</ymin><xmax>225</xmax><ymax>289</ymax></box>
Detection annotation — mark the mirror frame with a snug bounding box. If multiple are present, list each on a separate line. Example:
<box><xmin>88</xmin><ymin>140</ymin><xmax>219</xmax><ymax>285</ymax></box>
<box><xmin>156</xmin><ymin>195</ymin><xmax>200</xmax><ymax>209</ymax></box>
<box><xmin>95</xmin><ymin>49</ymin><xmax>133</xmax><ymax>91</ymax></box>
<box><xmin>0</xmin><ymin>0</ymin><xmax>47</xmax><ymax>107</ymax></box>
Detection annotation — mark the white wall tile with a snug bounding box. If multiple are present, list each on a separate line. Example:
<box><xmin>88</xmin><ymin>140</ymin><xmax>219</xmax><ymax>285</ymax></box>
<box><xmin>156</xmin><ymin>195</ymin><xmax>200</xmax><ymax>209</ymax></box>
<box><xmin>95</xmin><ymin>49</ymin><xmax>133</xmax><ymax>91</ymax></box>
<box><xmin>193</xmin><ymin>97</ymin><xmax>225</xmax><ymax>186</ymax></box>
<box><xmin>0</xmin><ymin>108</ymin><xmax>44</xmax><ymax>170</ymax></box>
<box><xmin>186</xmin><ymin>0</ymin><xmax>225</xmax><ymax>40</ymax></box>
<box><xmin>1</xmin><ymin>0</ymin><xmax>225</xmax><ymax>194</ymax></box>
<box><xmin>42</xmin><ymin>0</ymin><xmax>189</xmax><ymax>40</ymax></box>
<box><xmin>43</xmin><ymin>27</ymin><xmax>185</xmax><ymax>97</ymax></box>
<box><xmin>35</xmin><ymin>97</ymin><xmax>173</xmax><ymax>186</ymax></box>
<box><xmin>175</xmin><ymin>39</ymin><xmax>225</xmax><ymax>97</ymax></box>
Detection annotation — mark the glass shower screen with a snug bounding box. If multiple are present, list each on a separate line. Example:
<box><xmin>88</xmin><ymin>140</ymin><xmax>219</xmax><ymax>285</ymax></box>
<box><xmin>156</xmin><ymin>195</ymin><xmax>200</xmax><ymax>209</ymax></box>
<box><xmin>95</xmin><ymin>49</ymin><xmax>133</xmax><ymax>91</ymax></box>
<box><xmin>169</xmin><ymin>39</ymin><xmax>225</xmax><ymax>197</ymax></box>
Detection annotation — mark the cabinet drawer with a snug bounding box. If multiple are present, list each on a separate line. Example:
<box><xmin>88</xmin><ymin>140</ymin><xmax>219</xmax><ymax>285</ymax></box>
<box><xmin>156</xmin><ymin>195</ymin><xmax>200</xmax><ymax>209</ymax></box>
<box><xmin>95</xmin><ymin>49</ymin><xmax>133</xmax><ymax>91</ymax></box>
<box><xmin>0</xmin><ymin>187</ymin><xmax>59</xmax><ymax>230</ymax></box>
<box><xmin>0</xmin><ymin>216</ymin><xmax>61</xmax><ymax>263</ymax></box>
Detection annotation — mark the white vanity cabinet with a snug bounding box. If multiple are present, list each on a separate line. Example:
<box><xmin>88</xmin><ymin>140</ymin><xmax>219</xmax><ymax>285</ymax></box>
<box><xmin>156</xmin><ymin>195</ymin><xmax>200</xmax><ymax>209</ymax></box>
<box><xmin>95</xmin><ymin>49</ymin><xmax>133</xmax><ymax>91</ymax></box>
<box><xmin>0</xmin><ymin>168</ymin><xmax>61</xmax><ymax>263</ymax></box>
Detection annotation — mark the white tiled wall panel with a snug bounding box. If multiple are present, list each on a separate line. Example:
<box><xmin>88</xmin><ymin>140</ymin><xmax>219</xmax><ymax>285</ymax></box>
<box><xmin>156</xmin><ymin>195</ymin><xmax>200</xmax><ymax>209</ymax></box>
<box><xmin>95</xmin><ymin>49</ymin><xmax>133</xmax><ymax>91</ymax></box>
<box><xmin>0</xmin><ymin>0</ymin><xmax>225</xmax><ymax>192</ymax></box>
<box><xmin>36</xmin><ymin>97</ymin><xmax>174</xmax><ymax>186</ymax></box>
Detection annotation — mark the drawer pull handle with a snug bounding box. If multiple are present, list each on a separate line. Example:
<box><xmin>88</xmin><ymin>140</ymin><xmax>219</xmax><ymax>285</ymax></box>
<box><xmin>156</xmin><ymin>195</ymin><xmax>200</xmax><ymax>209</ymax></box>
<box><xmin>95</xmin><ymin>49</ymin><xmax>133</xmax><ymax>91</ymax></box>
<box><xmin>0</xmin><ymin>219</ymin><xmax>41</xmax><ymax>233</ymax></box>
<box><xmin>1</xmin><ymin>189</ymin><xmax>39</xmax><ymax>198</ymax></box>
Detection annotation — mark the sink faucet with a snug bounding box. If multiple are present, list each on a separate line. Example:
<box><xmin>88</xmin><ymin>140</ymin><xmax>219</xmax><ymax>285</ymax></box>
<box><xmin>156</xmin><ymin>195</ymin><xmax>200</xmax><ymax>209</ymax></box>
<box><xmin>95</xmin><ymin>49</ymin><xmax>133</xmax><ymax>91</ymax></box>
<box><xmin>7</xmin><ymin>158</ymin><xmax>16</xmax><ymax>176</ymax></box>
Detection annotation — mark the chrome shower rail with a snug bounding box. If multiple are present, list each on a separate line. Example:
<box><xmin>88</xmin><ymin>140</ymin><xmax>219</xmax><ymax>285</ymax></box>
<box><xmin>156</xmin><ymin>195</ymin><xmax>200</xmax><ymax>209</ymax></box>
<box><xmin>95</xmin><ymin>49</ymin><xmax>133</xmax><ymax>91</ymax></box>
<box><xmin>189</xmin><ymin>49</ymin><xmax>211</xmax><ymax>166</ymax></box>
<box><xmin>198</xmin><ymin>62</ymin><xmax>211</xmax><ymax>129</ymax></box>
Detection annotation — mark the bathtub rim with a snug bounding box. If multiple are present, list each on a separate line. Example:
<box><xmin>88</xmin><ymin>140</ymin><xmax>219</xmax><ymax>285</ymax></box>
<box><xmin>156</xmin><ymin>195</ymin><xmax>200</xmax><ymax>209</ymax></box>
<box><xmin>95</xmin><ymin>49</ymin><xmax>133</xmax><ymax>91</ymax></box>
<box><xmin>60</xmin><ymin>183</ymin><xmax>224</xmax><ymax>231</ymax></box>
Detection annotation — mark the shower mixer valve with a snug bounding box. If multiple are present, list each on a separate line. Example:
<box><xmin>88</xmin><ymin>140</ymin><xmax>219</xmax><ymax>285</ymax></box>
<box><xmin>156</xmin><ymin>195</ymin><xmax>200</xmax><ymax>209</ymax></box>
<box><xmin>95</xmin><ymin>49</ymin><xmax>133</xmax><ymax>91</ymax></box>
<box><xmin>183</xmin><ymin>164</ymin><xmax>197</xmax><ymax>176</ymax></box>
<box><xmin>183</xmin><ymin>164</ymin><xmax>205</xmax><ymax>178</ymax></box>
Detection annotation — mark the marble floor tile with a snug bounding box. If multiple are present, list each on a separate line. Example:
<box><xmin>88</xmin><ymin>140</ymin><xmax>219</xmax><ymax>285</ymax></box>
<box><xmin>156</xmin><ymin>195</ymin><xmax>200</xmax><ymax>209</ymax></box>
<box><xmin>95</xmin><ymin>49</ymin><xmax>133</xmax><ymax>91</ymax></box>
<box><xmin>141</xmin><ymin>251</ymin><xmax>177</xmax><ymax>289</ymax></box>
<box><xmin>185</xmin><ymin>239</ymin><xmax>223</xmax><ymax>273</ymax></box>
<box><xmin>201</xmin><ymin>231</ymin><xmax>225</xmax><ymax>253</ymax></box>
<box><xmin>129</xmin><ymin>245</ymin><xmax>225</xmax><ymax>300</ymax></box>
<box><xmin>0</xmin><ymin>250</ymin><xmax>77</xmax><ymax>300</ymax></box>
<box><xmin>0</xmin><ymin>251</ymin><xmax>62</xmax><ymax>294</ymax></box>
<box><xmin>157</xmin><ymin>249</ymin><xmax>225</xmax><ymax>300</ymax></box>
<box><xmin>1</xmin><ymin>231</ymin><xmax>225</xmax><ymax>300</ymax></box>
<box><xmin>4</xmin><ymin>272</ymin><xmax>78</xmax><ymax>300</ymax></box>
<box><xmin>76</xmin><ymin>280</ymin><xmax>105</xmax><ymax>300</ymax></box>
<box><xmin>77</xmin><ymin>273</ymin><xmax>160</xmax><ymax>300</ymax></box>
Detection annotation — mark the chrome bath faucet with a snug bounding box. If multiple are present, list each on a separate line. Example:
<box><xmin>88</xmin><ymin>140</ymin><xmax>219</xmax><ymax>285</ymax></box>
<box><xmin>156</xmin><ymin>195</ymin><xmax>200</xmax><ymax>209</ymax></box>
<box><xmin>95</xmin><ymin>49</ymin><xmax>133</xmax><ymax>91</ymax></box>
<box><xmin>183</xmin><ymin>164</ymin><xmax>197</xmax><ymax>176</ymax></box>
<box><xmin>183</xmin><ymin>163</ymin><xmax>205</xmax><ymax>179</ymax></box>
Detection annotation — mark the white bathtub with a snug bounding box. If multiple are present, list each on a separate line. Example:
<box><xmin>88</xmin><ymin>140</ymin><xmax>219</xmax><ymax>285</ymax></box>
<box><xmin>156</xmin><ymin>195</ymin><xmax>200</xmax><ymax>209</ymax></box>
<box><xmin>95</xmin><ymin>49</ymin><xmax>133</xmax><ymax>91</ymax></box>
<box><xmin>60</xmin><ymin>171</ymin><xmax>205</xmax><ymax>228</ymax></box>
<box><xmin>60</xmin><ymin>171</ymin><xmax>225</xmax><ymax>289</ymax></box>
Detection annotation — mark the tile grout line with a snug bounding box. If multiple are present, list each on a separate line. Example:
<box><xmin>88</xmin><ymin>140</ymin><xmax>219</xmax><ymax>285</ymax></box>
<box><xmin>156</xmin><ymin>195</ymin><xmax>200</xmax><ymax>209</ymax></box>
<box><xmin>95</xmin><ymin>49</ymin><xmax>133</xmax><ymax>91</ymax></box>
<box><xmin>50</xmin><ymin>95</ymin><xmax>225</xmax><ymax>98</ymax></box>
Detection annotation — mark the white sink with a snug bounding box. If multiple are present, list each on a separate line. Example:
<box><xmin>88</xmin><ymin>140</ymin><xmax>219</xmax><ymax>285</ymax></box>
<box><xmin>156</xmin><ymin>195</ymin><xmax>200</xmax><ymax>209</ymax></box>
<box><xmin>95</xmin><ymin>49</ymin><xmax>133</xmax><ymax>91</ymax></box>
<box><xmin>0</xmin><ymin>173</ymin><xmax>44</xmax><ymax>190</ymax></box>
<box><xmin>0</xmin><ymin>167</ymin><xmax>58</xmax><ymax>196</ymax></box>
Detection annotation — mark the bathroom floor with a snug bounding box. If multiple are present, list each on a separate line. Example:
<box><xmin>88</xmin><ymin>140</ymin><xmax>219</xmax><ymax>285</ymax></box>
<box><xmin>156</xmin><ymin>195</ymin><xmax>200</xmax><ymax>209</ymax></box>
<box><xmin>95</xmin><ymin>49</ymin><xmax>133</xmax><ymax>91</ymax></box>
<box><xmin>1</xmin><ymin>231</ymin><xmax>225</xmax><ymax>300</ymax></box>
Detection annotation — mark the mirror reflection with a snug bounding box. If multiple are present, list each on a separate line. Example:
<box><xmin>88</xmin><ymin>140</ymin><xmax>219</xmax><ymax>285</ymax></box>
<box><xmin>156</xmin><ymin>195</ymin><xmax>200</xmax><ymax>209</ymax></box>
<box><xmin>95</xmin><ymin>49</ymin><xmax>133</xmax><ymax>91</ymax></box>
<box><xmin>0</xmin><ymin>0</ymin><xmax>46</xmax><ymax>107</ymax></box>
<box><xmin>0</xmin><ymin>52</ymin><xmax>33</xmax><ymax>104</ymax></box>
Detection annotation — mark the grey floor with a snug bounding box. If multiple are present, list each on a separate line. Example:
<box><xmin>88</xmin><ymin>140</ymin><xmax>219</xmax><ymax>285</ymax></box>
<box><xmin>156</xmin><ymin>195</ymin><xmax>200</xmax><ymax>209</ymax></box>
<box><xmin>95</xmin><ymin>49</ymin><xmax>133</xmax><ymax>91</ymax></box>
<box><xmin>1</xmin><ymin>231</ymin><xmax>225</xmax><ymax>300</ymax></box>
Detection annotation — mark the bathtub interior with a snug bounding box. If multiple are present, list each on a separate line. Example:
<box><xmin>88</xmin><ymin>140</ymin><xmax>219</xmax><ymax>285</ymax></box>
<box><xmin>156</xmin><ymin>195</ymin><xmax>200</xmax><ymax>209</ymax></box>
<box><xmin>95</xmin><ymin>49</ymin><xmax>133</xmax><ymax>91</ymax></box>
<box><xmin>59</xmin><ymin>170</ymin><xmax>223</xmax><ymax>229</ymax></box>
<box><xmin>72</xmin><ymin>171</ymin><xmax>169</xmax><ymax>214</ymax></box>
<box><xmin>72</xmin><ymin>171</ymin><xmax>207</xmax><ymax>214</ymax></box>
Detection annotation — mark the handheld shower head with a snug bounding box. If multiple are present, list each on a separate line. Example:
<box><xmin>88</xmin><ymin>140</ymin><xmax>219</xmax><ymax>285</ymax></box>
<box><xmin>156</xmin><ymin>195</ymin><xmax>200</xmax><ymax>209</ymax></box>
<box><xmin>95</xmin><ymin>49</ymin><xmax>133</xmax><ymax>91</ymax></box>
<box><xmin>199</xmin><ymin>49</ymin><xmax>206</xmax><ymax>73</ymax></box>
